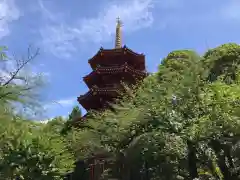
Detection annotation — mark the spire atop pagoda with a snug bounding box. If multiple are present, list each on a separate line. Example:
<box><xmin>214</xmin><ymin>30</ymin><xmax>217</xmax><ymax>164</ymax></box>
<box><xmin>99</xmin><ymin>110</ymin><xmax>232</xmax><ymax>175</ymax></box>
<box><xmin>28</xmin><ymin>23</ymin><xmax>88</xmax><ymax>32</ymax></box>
<box><xmin>115</xmin><ymin>17</ymin><xmax>122</xmax><ymax>49</ymax></box>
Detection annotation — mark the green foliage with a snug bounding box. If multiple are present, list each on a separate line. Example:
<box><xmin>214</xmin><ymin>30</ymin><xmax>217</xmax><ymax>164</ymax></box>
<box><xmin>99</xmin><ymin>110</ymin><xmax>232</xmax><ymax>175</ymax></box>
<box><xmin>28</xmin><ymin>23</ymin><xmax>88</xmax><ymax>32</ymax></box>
<box><xmin>203</xmin><ymin>43</ymin><xmax>240</xmax><ymax>82</ymax></box>
<box><xmin>1</xmin><ymin>43</ymin><xmax>240</xmax><ymax>180</ymax></box>
<box><xmin>71</xmin><ymin>44</ymin><xmax>240</xmax><ymax>180</ymax></box>
<box><xmin>61</xmin><ymin>106</ymin><xmax>82</xmax><ymax>134</ymax></box>
<box><xmin>0</xmin><ymin>46</ymin><xmax>75</xmax><ymax>179</ymax></box>
<box><xmin>0</xmin><ymin>117</ymin><xmax>75</xmax><ymax>180</ymax></box>
<box><xmin>203</xmin><ymin>43</ymin><xmax>240</xmax><ymax>59</ymax></box>
<box><xmin>43</xmin><ymin>116</ymin><xmax>66</xmax><ymax>134</ymax></box>
<box><xmin>68</xmin><ymin>106</ymin><xmax>82</xmax><ymax>121</ymax></box>
<box><xmin>0</xmin><ymin>45</ymin><xmax>45</xmax><ymax>118</ymax></box>
<box><xmin>157</xmin><ymin>50</ymin><xmax>202</xmax><ymax>84</ymax></box>
<box><xmin>163</xmin><ymin>49</ymin><xmax>200</xmax><ymax>64</ymax></box>
<box><xmin>0</xmin><ymin>46</ymin><xmax>7</xmax><ymax>60</ymax></box>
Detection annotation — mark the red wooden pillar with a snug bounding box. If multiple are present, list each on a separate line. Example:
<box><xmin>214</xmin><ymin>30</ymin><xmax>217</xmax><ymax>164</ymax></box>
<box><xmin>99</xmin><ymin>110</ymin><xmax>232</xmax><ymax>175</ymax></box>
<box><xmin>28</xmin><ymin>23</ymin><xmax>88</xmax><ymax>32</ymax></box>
<box><xmin>89</xmin><ymin>163</ymin><xmax>94</xmax><ymax>180</ymax></box>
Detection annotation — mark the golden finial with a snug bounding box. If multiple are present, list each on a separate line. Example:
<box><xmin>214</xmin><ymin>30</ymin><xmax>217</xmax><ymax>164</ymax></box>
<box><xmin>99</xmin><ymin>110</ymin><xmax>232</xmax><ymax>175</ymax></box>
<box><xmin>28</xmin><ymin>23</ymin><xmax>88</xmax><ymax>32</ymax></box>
<box><xmin>115</xmin><ymin>17</ymin><xmax>122</xmax><ymax>49</ymax></box>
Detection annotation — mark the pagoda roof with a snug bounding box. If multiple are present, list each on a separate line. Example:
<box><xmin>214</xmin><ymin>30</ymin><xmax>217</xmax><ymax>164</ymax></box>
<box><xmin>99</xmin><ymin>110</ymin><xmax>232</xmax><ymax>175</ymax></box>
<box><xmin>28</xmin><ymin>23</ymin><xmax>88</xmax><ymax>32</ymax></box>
<box><xmin>83</xmin><ymin>62</ymin><xmax>147</xmax><ymax>82</ymax></box>
<box><xmin>78</xmin><ymin>87</ymin><xmax>120</xmax><ymax>100</ymax></box>
<box><xmin>88</xmin><ymin>45</ymin><xmax>144</xmax><ymax>64</ymax></box>
<box><xmin>77</xmin><ymin>87</ymin><xmax>120</xmax><ymax>110</ymax></box>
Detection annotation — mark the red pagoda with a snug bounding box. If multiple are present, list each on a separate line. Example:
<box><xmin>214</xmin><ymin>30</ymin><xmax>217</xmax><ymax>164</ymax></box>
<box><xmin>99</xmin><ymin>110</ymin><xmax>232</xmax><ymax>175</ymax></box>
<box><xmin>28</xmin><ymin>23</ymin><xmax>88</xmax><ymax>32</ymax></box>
<box><xmin>68</xmin><ymin>18</ymin><xmax>148</xmax><ymax>180</ymax></box>
<box><xmin>77</xmin><ymin>18</ymin><xmax>147</xmax><ymax>113</ymax></box>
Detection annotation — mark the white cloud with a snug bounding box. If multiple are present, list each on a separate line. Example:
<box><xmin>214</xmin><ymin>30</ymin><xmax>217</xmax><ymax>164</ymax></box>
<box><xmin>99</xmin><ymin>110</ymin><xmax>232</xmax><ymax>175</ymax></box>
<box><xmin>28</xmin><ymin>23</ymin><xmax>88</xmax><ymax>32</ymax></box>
<box><xmin>57</xmin><ymin>97</ymin><xmax>76</xmax><ymax>106</ymax></box>
<box><xmin>42</xmin><ymin>97</ymin><xmax>77</xmax><ymax>120</ymax></box>
<box><xmin>37</xmin><ymin>0</ymin><xmax>58</xmax><ymax>22</ymax></box>
<box><xmin>0</xmin><ymin>0</ymin><xmax>20</xmax><ymax>38</ymax></box>
<box><xmin>38</xmin><ymin>0</ymin><xmax>155</xmax><ymax>58</ymax></box>
<box><xmin>38</xmin><ymin>0</ymin><xmax>239</xmax><ymax>59</ymax></box>
<box><xmin>44</xmin><ymin>97</ymin><xmax>76</xmax><ymax>110</ymax></box>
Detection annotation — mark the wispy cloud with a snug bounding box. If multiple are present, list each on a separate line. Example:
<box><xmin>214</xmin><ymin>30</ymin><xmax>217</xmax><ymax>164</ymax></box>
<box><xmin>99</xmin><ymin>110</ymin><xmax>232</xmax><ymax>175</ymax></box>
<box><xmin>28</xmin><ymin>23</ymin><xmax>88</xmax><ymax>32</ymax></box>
<box><xmin>37</xmin><ymin>0</ymin><xmax>58</xmax><ymax>22</ymax></box>
<box><xmin>57</xmin><ymin>97</ymin><xmax>76</xmax><ymax>106</ymax></box>
<box><xmin>38</xmin><ymin>0</ymin><xmax>155</xmax><ymax>58</ymax></box>
<box><xmin>42</xmin><ymin>96</ymin><xmax>78</xmax><ymax>119</ymax></box>
<box><xmin>0</xmin><ymin>0</ymin><xmax>20</xmax><ymax>39</ymax></box>
<box><xmin>37</xmin><ymin>0</ymin><xmax>240</xmax><ymax>59</ymax></box>
<box><xmin>44</xmin><ymin>97</ymin><xmax>76</xmax><ymax>110</ymax></box>
<box><xmin>39</xmin><ymin>96</ymin><xmax>80</xmax><ymax>121</ymax></box>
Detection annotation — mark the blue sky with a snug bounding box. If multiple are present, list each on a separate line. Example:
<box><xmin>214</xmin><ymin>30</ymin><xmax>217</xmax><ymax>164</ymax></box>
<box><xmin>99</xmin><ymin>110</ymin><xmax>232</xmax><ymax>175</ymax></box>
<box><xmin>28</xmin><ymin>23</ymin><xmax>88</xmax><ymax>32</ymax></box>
<box><xmin>1</xmin><ymin>0</ymin><xmax>240</xmax><ymax>120</ymax></box>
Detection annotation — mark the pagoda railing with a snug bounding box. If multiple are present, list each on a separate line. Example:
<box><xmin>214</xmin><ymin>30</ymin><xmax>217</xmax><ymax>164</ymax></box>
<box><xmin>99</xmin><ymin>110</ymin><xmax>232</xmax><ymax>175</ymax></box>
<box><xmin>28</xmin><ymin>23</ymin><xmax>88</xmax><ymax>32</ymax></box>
<box><xmin>78</xmin><ymin>86</ymin><xmax>121</xmax><ymax>101</ymax></box>
<box><xmin>96</xmin><ymin>62</ymin><xmax>146</xmax><ymax>74</ymax></box>
<box><xmin>84</xmin><ymin>63</ymin><xmax>147</xmax><ymax>80</ymax></box>
<box><xmin>95</xmin><ymin>83</ymin><xmax>121</xmax><ymax>88</ymax></box>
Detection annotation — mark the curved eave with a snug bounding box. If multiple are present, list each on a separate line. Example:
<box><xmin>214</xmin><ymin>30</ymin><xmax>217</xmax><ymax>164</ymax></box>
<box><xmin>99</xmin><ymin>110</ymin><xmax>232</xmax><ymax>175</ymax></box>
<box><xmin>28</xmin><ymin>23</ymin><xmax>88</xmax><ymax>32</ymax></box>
<box><xmin>88</xmin><ymin>47</ymin><xmax>104</xmax><ymax>64</ymax></box>
<box><xmin>78</xmin><ymin>88</ymin><xmax>120</xmax><ymax>103</ymax></box>
<box><xmin>83</xmin><ymin>71</ymin><xmax>97</xmax><ymax>81</ymax></box>
<box><xmin>88</xmin><ymin>45</ymin><xmax>144</xmax><ymax>65</ymax></box>
<box><xmin>123</xmin><ymin>45</ymin><xmax>144</xmax><ymax>56</ymax></box>
<box><xmin>83</xmin><ymin>63</ymin><xmax>147</xmax><ymax>84</ymax></box>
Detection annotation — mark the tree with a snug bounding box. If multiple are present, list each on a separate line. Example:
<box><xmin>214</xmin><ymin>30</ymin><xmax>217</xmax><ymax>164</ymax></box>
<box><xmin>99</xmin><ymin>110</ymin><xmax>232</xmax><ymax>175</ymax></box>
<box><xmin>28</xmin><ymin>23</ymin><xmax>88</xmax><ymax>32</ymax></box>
<box><xmin>203</xmin><ymin>43</ymin><xmax>240</xmax><ymax>83</ymax></box>
<box><xmin>43</xmin><ymin>116</ymin><xmax>66</xmax><ymax>134</ymax></box>
<box><xmin>71</xmin><ymin>44</ymin><xmax>240</xmax><ymax>180</ymax></box>
<box><xmin>61</xmin><ymin>106</ymin><xmax>82</xmax><ymax>134</ymax></box>
<box><xmin>0</xmin><ymin>115</ymin><xmax>75</xmax><ymax>179</ymax></box>
<box><xmin>0</xmin><ymin>45</ymin><xmax>75</xmax><ymax>179</ymax></box>
<box><xmin>0</xmin><ymin>45</ymin><xmax>44</xmax><ymax>116</ymax></box>
<box><xmin>68</xmin><ymin>106</ymin><xmax>82</xmax><ymax>121</ymax></box>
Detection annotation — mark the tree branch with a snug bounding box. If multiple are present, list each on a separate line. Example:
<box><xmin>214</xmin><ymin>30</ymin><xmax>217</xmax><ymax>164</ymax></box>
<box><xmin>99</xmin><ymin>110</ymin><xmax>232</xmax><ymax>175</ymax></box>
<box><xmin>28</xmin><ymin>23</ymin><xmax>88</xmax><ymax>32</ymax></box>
<box><xmin>2</xmin><ymin>46</ymin><xmax>39</xmax><ymax>86</ymax></box>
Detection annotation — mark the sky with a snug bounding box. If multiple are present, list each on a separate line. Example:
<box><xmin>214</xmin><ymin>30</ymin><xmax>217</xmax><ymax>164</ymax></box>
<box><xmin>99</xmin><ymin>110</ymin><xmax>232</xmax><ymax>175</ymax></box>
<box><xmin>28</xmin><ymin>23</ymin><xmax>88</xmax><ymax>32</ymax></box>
<box><xmin>0</xmin><ymin>0</ymin><xmax>240</xmax><ymax>120</ymax></box>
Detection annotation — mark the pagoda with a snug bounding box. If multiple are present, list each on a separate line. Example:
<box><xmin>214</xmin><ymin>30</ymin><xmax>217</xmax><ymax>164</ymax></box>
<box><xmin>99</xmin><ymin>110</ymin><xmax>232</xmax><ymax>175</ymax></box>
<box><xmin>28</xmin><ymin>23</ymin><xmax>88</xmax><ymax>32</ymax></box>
<box><xmin>77</xmin><ymin>18</ymin><xmax>147</xmax><ymax>113</ymax></box>
<box><xmin>68</xmin><ymin>18</ymin><xmax>148</xmax><ymax>180</ymax></box>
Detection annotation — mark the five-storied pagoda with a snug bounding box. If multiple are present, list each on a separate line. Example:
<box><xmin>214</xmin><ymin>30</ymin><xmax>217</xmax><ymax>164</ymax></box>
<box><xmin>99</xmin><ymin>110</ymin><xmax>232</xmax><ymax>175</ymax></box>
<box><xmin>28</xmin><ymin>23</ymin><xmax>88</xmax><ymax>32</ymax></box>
<box><xmin>77</xmin><ymin>18</ymin><xmax>147</xmax><ymax>114</ymax></box>
<box><xmin>67</xmin><ymin>18</ymin><xmax>148</xmax><ymax>180</ymax></box>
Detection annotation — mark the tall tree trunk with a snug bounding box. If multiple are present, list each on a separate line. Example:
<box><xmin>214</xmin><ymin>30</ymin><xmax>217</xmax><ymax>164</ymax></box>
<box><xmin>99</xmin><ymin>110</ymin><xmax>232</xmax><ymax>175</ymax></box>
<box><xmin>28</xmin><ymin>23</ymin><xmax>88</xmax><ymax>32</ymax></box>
<box><xmin>210</xmin><ymin>139</ymin><xmax>238</xmax><ymax>180</ymax></box>
<box><xmin>187</xmin><ymin>140</ymin><xmax>198</xmax><ymax>179</ymax></box>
